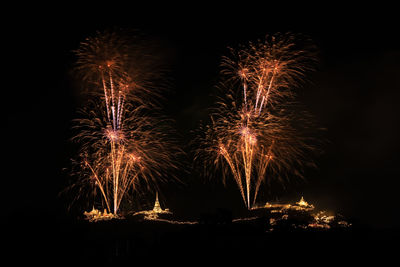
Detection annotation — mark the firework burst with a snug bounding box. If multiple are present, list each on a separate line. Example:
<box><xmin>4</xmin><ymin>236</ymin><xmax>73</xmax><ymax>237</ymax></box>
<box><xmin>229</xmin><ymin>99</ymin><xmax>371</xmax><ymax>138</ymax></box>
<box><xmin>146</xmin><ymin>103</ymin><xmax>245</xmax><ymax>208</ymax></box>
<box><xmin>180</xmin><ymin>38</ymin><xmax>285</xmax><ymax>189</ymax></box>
<box><xmin>68</xmin><ymin>30</ymin><xmax>180</xmax><ymax>215</ymax></box>
<box><xmin>196</xmin><ymin>33</ymin><xmax>319</xmax><ymax>209</ymax></box>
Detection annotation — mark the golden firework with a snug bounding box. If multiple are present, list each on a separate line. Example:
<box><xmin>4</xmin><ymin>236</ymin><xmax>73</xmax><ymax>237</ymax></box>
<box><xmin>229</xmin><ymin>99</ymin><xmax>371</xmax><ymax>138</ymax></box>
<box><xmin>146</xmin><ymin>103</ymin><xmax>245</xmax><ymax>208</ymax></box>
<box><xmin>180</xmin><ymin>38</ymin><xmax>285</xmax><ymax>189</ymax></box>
<box><xmin>196</xmin><ymin>33</ymin><xmax>319</xmax><ymax>209</ymax></box>
<box><xmin>69</xmin><ymin>30</ymin><xmax>181</xmax><ymax>215</ymax></box>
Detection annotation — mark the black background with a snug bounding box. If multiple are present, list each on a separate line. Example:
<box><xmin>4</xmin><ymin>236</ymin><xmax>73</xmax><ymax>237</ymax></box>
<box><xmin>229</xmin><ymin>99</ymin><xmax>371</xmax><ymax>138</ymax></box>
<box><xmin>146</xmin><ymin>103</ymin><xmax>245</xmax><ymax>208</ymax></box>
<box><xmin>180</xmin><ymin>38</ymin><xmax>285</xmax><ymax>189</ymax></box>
<box><xmin>4</xmin><ymin>3</ymin><xmax>400</xmax><ymax>233</ymax></box>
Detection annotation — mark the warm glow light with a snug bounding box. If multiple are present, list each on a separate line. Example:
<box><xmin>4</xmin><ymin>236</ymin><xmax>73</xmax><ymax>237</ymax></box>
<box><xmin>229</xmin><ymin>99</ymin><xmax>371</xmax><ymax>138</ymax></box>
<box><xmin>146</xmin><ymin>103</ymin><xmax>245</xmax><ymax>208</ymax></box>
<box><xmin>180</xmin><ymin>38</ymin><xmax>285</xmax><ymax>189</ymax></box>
<box><xmin>257</xmin><ymin>197</ymin><xmax>351</xmax><ymax>231</ymax></box>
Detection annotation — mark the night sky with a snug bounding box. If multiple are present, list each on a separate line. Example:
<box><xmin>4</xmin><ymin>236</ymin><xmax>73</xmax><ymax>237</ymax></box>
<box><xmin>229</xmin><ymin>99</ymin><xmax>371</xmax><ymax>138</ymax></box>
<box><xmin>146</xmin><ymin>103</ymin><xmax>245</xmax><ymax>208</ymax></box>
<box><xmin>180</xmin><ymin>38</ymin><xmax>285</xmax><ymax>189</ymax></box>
<box><xmin>4</xmin><ymin>3</ymin><xmax>400</xmax><ymax>231</ymax></box>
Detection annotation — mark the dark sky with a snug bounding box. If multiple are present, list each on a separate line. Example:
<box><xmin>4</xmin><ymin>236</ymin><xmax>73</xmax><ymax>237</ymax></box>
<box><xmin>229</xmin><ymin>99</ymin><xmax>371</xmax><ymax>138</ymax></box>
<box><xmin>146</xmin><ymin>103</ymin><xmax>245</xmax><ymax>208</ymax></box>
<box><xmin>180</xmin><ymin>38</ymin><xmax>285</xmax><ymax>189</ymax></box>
<box><xmin>4</xmin><ymin>3</ymin><xmax>400</xmax><ymax>229</ymax></box>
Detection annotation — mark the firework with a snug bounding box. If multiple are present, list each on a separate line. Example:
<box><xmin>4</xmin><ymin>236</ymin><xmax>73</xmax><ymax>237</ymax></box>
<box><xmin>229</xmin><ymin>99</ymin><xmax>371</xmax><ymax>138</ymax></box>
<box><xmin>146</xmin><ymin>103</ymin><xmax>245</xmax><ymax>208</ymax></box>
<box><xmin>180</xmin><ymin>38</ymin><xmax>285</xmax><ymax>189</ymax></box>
<box><xmin>196</xmin><ymin>33</ymin><xmax>319</xmax><ymax>209</ymax></box>
<box><xmin>69</xmin><ymin>30</ymin><xmax>180</xmax><ymax>215</ymax></box>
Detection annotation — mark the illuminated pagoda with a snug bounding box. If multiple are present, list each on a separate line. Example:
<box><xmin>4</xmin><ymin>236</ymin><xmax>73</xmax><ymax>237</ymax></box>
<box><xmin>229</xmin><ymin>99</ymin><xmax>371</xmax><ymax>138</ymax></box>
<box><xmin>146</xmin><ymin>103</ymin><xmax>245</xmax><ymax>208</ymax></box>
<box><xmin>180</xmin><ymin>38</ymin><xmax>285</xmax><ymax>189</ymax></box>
<box><xmin>295</xmin><ymin>196</ymin><xmax>315</xmax><ymax>210</ymax></box>
<box><xmin>132</xmin><ymin>192</ymin><xmax>172</xmax><ymax>220</ymax></box>
<box><xmin>153</xmin><ymin>192</ymin><xmax>163</xmax><ymax>213</ymax></box>
<box><xmin>293</xmin><ymin>197</ymin><xmax>315</xmax><ymax>211</ymax></box>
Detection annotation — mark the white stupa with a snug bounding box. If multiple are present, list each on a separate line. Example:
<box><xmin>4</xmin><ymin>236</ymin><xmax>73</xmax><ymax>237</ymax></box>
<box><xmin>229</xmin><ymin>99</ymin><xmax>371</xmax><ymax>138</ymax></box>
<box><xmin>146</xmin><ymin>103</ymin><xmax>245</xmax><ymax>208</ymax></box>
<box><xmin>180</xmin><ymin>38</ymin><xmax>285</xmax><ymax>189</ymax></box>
<box><xmin>132</xmin><ymin>192</ymin><xmax>171</xmax><ymax>220</ymax></box>
<box><xmin>152</xmin><ymin>192</ymin><xmax>163</xmax><ymax>213</ymax></box>
<box><xmin>294</xmin><ymin>196</ymin><xmax>315</xmax><ymax>211</ymax></box>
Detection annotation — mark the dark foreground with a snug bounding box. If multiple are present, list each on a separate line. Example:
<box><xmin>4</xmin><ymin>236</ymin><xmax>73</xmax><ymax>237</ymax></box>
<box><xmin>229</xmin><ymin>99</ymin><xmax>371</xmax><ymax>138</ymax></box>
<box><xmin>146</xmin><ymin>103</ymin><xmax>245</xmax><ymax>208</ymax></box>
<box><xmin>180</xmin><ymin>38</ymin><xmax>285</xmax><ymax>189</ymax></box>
<box><xmin>5</xmin><ymin>210</ymin><xmax>399</xmax><ymax>264</ymax></box>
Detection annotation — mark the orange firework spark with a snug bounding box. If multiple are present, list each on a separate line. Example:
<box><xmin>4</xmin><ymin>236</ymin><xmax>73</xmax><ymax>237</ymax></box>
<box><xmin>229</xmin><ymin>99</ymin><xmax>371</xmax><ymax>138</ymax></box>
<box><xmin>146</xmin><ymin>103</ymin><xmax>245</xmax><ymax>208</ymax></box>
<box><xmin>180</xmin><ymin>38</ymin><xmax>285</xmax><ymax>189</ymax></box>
<box><xmin>69</xmin><ymin>30</ymin><xmax>181</xmax><ymax>215</ymax></box>
<box><xmin>196</xmin><ymin>33</ymin><xmax>319</xmax><ymax>209</ymax></box>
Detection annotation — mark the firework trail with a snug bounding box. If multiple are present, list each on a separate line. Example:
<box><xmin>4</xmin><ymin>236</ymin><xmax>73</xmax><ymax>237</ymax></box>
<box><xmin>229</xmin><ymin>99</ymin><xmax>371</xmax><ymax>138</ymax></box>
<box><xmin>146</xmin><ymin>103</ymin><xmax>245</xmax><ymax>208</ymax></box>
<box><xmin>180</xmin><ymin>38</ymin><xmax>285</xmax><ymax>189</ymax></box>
<box><xmin>196</xmin><ymin>33</ymin><xmax>319</xmax><ymax>209</ymax></box>
<box><xmin>69</xmin><ymin>30</ymin><xmax>180</xmax><ymax>215</ymax></box>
